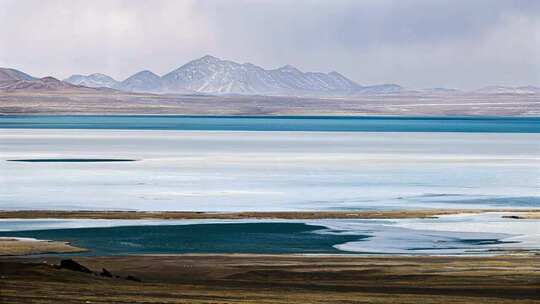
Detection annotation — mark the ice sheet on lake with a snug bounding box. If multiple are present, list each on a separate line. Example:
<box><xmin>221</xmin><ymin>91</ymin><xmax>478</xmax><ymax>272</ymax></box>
<box><xmin>0</xmin><ymin>213</ymin><xmax>537</xmax><ymax>255</ymax></box>
<box><xmin>0</xmin><ymin>129</ymin><xmax>539</xmax><ymax>211</ymax></box>
<box><xmin>322</xmin><ymin>213</ymin><xmax>540</xmax><ymax>254</ymax></box>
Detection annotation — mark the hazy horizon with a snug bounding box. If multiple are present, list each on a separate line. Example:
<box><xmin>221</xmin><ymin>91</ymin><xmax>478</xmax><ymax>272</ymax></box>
<box><xmin>1</xmin><ymin>0</ymin><xmax>539</xmax><ymax>89</ymax></box>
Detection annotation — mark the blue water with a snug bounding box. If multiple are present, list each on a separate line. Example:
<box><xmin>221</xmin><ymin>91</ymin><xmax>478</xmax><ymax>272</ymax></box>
<box><xmin>0</xmin><ymin>223</ymin><xmax>363</xmax><ymax>255</ymax></box>
<box><xmin>1</xmin><ymin>115</ymin><xmax>539</xmax><ymax>132</ymax></box>
<box><xmin>0</xmin><ymin>219</ymin><xmax>522</xmax><ymax>255</ymax></box>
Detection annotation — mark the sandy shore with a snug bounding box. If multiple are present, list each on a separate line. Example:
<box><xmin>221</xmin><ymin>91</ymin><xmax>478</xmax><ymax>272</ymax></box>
<box><xmin>2</xmin><ymin>91</ymin><xmax>539</xmax><ymax>116</ymax></box>
<box><xmin>0</xmin><ymin>238</ymin><xmax>86</xmax><ymax>256</ymax></box>
<box><xmin>1</xmin><ymin>209</ymin><xmax>539</xmax><ymax>220</ymax></box>
<box><xmin>1</xmin><ymin>254</ymin><xmax>538</xmax><ymax>303</ymax></box>
<box><xmin>504</xmin><ymin>212</ymin><xmax>540</xmax><ymax>219</ymax></box>
<box><xmin>1</xmin><ymin>211</ymin><xmax>538</xmax><ymax>302</ymax></box>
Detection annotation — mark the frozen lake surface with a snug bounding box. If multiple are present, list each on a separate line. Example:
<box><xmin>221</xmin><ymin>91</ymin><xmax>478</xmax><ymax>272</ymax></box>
<box><xmin>1</xmin><ymin>213</ymin><xmax>537</xmax><ymax>255</ymax></box>
<box><xmin>0</xmin><ymin>129</ymin><xmax>539</xmax><ymax>211</ymax></box>
<box><xmin>1</xmin><ymin>115</ymin><xmax>538</xmax><ymax>255</ymax></box>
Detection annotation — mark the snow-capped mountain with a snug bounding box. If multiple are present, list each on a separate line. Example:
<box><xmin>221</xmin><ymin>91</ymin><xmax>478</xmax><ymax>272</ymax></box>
<box><xmin>117</xmin><ymin>70</ymin><xmax>161</xmax><ymax>92</ymax></box>
<box><xmin>61</xmin><ymin>56</ymin><xmax>407</xmax><ymax>96</ymax></box>
<box><xmin>160</xmin><ymin>55</ymin><xmax>360</xmax><ymax>95</ymax></box>
<box><xmin>0</xmin><ymin>68</ymin><xmax>100</xmax><ymax>92</ymax></box>
<box><xmin>64</xmin><ymin>73</ymin><xmax>119</xmax><ymax>89</ymax></box>
<box><xmin>15</xmin><ymin>56</ymin><xmax>540</xmax><ymax>96</ymax></box>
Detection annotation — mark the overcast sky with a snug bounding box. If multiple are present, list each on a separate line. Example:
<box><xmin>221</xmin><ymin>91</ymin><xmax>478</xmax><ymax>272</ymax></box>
<box><xmin>0</xmin><ymin>0</ymin><xmax>538</xmax><ymax>89</ymax></box>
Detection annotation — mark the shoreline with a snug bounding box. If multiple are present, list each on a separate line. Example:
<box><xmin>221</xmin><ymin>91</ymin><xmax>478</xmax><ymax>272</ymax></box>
<box><xmin>1</xmin><ymin>209</ymin><xmax>538</xmax><ymax>257</ymax></box>
<box><xmin>3</xmin><ymin>113</ymin><xmax>540</xmax><ymax>117</ymax></box>
<box><xmin>0</xmin><ymin>238</ymin><xmax>87</xmax><ymax>256</ymax></box>
<box><xmin>0</xmin><ymin>209</ymin><xmax>538</xmax><ymax>220</ymax></box>
<box><xmin>1</xmin><ymin>91</ymin><xmax>539</xmax><ymax>117</ymax></box>
<box><xmin>2</xmin><ymin>212</ymin><xmax>538</xmax><ymax>303</ymax></box>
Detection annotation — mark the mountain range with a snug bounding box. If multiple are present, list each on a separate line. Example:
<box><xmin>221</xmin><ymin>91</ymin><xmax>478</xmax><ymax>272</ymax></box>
<box><xmin>1</xmin><ymin>55</ymin><xmax>539</xmax><ymax>96</ymax></box>
<box><xmin>63</xmin><ymin>55</ymin><xmax>383</xmax><ymax>96</ymax></box>
<box><xmin>0</xmin><ymin>67</ymin><xmax>98</xmax><ymax>92</ymax></box>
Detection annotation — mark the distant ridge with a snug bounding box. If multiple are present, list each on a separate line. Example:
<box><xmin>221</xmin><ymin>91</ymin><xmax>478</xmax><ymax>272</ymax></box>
<box><xmin>118</xmin><ymin>70</ymin><xmax>162</xmax><ymax>92</ymax></box>
<box><xmin>159</xmin><ymin>55</ymin><xmax>363</xmax><ymax>95</ymax></box>
<box><xmin>1</xmin><ymin>59</ymin><xmax>538</xmax><ymax>96</ymax></box>
<box><xmin>64</xmin><ymin>73</ymin><xmax>118</xmax><ymax>89</ymax></box>
<box><xmin>475</xmin><ymin>85</ymin><xmax>540</xmax><ymax>95</ymax></box>
<box><xmin>0</xmin><ymin>68</ymin><xmax>105</xmax><ymax>92</ymax></box>
<box><xmin>63</xmin><ymin>55</ymin><xmax>404</xmax><ymax>96</ymax></box>
<box><xmin>0</xmin><ymin>67</ymin><xmax>35</xmax><ymax>82</ymax></box>
<box><xmin>58</xmin><ymin>56</ymin><xmax>540</xmax><ymax>96</ymax></box>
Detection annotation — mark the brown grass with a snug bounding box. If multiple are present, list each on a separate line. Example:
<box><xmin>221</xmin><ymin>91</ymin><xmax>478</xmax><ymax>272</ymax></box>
<box><xmin>1</xmin><ymin>254</ymin><xmax>538</xmax><ymax>303</ymax></box>
<box><xmin>0</xmin><ymin>209</ymin><xmax>539</xmax><ymax>220</ymax></box>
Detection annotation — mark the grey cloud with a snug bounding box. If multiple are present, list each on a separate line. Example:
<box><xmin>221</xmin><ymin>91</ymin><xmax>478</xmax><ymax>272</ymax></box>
<box><xmin>204</xmin><ymin>0</ymin><xmax>538</xmax><ymax>47</ymax></box>
<box><xmin>0</xmin><ymin>0</ymin><xmax>538</xmax><ymax>89</ymax></box>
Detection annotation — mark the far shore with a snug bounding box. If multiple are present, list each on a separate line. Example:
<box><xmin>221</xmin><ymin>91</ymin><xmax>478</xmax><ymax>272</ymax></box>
<box><xmin>0</xmin><ymin>238</ymin><xmax>86</xmax><ymax>256</ymax></box>
<box><xmin>0</xmin><ymin>209</ymin><xmax>538</xmax><ymax>220</ymax></box>
<box><xmin>1</xmin><ymin>90</ymin><xmax>539</xmax><ymax>116</ymax></box>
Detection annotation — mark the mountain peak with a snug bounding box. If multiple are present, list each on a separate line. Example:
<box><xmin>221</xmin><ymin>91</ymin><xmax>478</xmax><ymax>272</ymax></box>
<box><xmin>89</xmin><ymin>73</ymin><xmax>112</xmax><ymax>78</ymax></box>
<box><xmin>118</xmin><ymin>70</ymin><xmax>162</xmax><ymax>93</ymax></box>
<box><xmin>197</xmin><ymin>55</ymin><xmax>221</xmax><ymax>63</ymax></box>
<box><xmin>63</xmin><ymin>56</ymin><xmax>369</xmax><ymax>96</ymax></box>
<box><xmin>132</xmin><ymin>70</ymin><xmax>159</xmax><ymax>77</ymax></box>
<box><xmin>278</xmin><ymin>64</ymin><xmax>301</xmax><ymax>73</ymax></box>
<box><xmin>64</xmin><ymin>73</ymin><xmax>119</xmax><ymax>88</ymax></box>
<box><xmin>40</xmin><ymin>76</ymin><xmax>61</xmax><ymax>82</ymax></box>
<box><xmin>0</xmin><ymin>67</ymin><xmax>35</xmax><ymax>82</ymax></box>
<box><xmin>159</xmin><ymin>57</ymin><xmax>360</xmax><ymax>95</ymax></box>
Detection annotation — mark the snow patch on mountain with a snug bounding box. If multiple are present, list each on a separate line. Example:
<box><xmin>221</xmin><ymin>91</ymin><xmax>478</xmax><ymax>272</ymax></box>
<box><xmin>64</xmin><ymin>73</ymin><xmax>119</xmax><ymax>89</ymax></box>
<box><xmin>161</xmin><ymin>55</ymin><xmax>361</xmax><ymax>96</ymax></box>
<box><xmin>62</xmin><ymin>56</ymin><xmax>406</xmax><ymax>96</ymax></box>
<box><xmin>117</xmin><ymin>70</ymin><xmax>162</xmax><ymax>92</ymax></box>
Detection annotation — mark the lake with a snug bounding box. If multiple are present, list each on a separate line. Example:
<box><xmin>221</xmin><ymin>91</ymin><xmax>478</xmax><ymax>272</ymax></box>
<box><xmin>0</xmin><ymin>213</ymin><xmax>535</xmax><ymax>255</ymax></box>
<box><xmin>1</xmin><ymin>115</ymin><xmax>540</xmax><ymax>132</ymax></box>
<box><xmin>0</xmin><ymin>115</ymin><xmax>539</xmax><ymax>211</ymax></box>
<box><xmin>0</xmin><ymin>115</ymin><xmax>538</xmax><ymax>255</ymax></box>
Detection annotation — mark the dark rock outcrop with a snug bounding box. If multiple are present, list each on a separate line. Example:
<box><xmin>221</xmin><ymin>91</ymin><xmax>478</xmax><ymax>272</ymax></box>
<box><xmin>100</xmin><ymin>268</ymin><xmax>113</xmax><ymax>278</ymax></box>
<box><xmin>58</xmin><ymin>259</ymin><xmax>92</xmax><ymax>274</ymax></box>
<box><xmin>55</xmin><ymin>259</ymin><xmax>141</xmax><ymax>282</ymax></box>
<box><xmin>125</xmin><ymin>275</ymin><xmax>142</xmax><ymax>282</ymax></box>
<box><xmin>502</xmin><ymin>215</ymin><xmax>524</xmax><ymax>219</ymax></box>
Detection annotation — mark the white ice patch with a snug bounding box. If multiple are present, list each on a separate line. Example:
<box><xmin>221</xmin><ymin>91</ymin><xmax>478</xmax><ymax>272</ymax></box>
<box><xmin>1</xmin><ymin>130</ymin><xmax>539</xmax><ymax>212</ymax></box>
<box><xmin>1</xmin><ymin>213</ymin><xmax>538</xmax><ymax>255</ymax></box>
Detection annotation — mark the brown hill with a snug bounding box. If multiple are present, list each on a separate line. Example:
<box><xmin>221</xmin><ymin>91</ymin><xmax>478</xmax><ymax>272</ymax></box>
<box><xmin>0</xmin><ymin>67</ymin><xmax>35</xmax><ymax>82</ymax></box>
<box><xmin>1</xmin><ymin>76</ymin><xmax>83</xmax><ymax>92</ymax></box>
<box><xmin>0</xmin><ymin>68</ymin><xmax>111</xmax><ymax>93</ymax></box>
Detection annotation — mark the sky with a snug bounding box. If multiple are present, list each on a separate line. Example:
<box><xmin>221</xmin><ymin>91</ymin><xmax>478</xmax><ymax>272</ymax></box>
<box><xmin>0</xmin><ymin>0</ymin><xmax>538</xmax><ymax>89</ymax></box>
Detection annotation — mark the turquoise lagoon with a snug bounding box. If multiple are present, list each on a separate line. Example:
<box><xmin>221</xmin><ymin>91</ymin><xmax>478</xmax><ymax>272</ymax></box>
<box><xmin>0</xmin><ymin>115</ymin><xmax>538</xmax><ymax>255</ymax></box>
<box><xmin>1</xmin><ymin>115</ymin><xmax>539</xmax><ymax>132</ymax></box>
